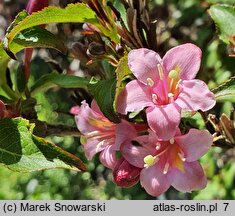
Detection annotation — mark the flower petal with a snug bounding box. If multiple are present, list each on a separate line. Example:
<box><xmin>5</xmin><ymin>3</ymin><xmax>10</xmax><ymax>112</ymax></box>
<box><xmin>116</xmin><ymin>80</ymin><xmax>153</xmax><ymax>114</ymax></box>
<box><xmin>115</xmin><ymin>120</ymin><xmax>138</xmax><ymax>150</ymax></box>
<box><xmin>82</xmin><ymin>139</ymin><xmax>106</xmax><ymax>160</ymax></box>
<box><xmin>175</xmin><ymin>129</ymin><xmax>213</xmax><ymax>162</ymax></box>
<box><xmin>70</xmin><ymin>105</ymin><xmax>80</xmax><ymax>115</ymax></box>
<box><xmin>75</xmin><ymin>101</ymin><xmax>103</xmax><ymax>133</ymax></box>
<box><xmin>99</xmin><ymin>145</ymin><xmax>117</xmax><ymax>169</ymax></box>
<box><xmin>146</xmin><ymin>103</ymin><xmax>181</xmax><ymax>140</ymax></box>
<box><xmin>121</xmin><ymin>135</ymin><xmax>156</xmax><ymax>168</ymax></box>
<box><xmin>171</xmin><ymin>161</ymin><xmax>207</xmax><ymax>193</ymax></box>
<box><xmin>128</xmin><ymin>48</ymin><xmax>162</xmax><ymax>85</ymax></box>
<box><xmin>91</xmin><ymin>100</ymin><xmax>102</xmax><ymax>115</ymax></box>
<box><xmin>140</xmin><ymin>165</ymin><xmax>171</xmax><ymax>196</ymax></box>
<box><xmin>163</xmin><ymin>43</ymin><xmax>202</xmax><ymax>80</ymax></box>
<box><xmin>176</xmin><ymin>80</ymin><xmax>216</xmax><ymax>112</ymax></box>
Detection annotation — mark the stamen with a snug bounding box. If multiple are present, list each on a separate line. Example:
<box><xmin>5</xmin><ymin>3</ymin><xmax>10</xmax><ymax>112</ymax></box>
<box><xmin>168</xmin><ymin>93</ymin><xmax>174</xmax><ymax>98</ymax></box>
<box><xmin>178</xmin><ymin>152</ymin><xmax>186</xmax><ymax>162</ymax></box>
<box><xmin>95</xmin><ymin>140</ymin><xmax>105</xmax><ymax>153</ymax></box>
<box><xmin>168</xmin><ymin>69</ymin><xmax>178</xmax><ymax>79</ymax></box>
<box><xmin>157</xmin><ymin>64</ymin><xmax>164</xmax><ymax>80</ymax></box>
<box><xmin>169</xmin><ymin>138</ymin><xmax>174</xmax><ymax>144</ymax></box>
<box><xmin>155</xmin><ymin>143</ymin><xmax>161</xmax><ymax>150</ymax></box>
<box><xmin>147</xmin><ymin>78</ymin><xmax>154</xmax><ymax>87</ymax></box>
<box><xmin>144</xmin><ymin>155</ymin><xmax>158</xmax><ymax>167</ymax></box>
<box><xmin>163</xmin><ymin>163</ymin><xmax>169</xmax><ymax>174</ymax></box>
<box><xmin>86</xmin><ymin>130</ymin><xmax>100</xmax><ymax>137</ymax></box>
<box><xmin>152</xmin><ymin>94</ymin><xmax>158</xmax><ymax>103</ymax></box>
<box><xmin>175</xmin><ymin>79</ymin><xmax>182</xmax><ymax>89</ymax></box>
<box><xmin>168</xmin><ymin>93</ymin><xmax>175</xmax><ymax>103</ymax></box>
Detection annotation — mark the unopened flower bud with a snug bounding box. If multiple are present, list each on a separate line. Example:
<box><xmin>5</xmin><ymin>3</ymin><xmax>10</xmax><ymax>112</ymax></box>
<box><xmin>113</xmin><ymin>157</ymin><xmax>141</xmax><ymax>188</ymax></box>
<box><xmin>26</xmin><ymin>0</ymin><xmax>49</xmax><ymax>14</ymax></box>
<box><xmin>87</xmin><ymin>42</ymin><xmax>106</xmax><ymax>57</ymax></box>
<box><xmin>0</xmin><ymin>100</ymin><xmax>6</xmax><ymax>118</ymax></box>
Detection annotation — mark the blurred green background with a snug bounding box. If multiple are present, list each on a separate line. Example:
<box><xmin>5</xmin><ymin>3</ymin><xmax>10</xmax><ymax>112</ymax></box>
<box><xmin>0</xmin><ymin>0</ymin><xmax>234</xmax><ymax>199</ymax></box>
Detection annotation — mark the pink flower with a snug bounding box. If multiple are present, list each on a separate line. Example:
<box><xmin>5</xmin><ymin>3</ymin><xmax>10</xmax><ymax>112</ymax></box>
<box><xmin>113</xmin><ymin>157</ymin><xmax>141</xmax><ymax>188</ymax></box>
<box><xmin>121</xmin><ymin>129</ymin><xmax>213</xmax><ymax>196</ymax></box>
<box><xmin>73</xmin><ymin>100</ymin><xmax>138</xmax><ymax>169</ymax></box>
<box><xmin>117</xmin><ymin>44</ymin><xmax>215</xmax><ymax>140</ymax></box>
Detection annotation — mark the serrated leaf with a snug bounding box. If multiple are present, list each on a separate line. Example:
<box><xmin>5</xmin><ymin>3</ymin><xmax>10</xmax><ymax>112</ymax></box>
<box><xmin>0</xmin><ymin>118</ymin><xmax>86</xmax><ymax>172</ymax></box>
<box><xmin>30</xmin><ymin>73</ymin><xmax>89</xmax><ymax>95</ymax></box>
<box><xmin>0</xmin><ymin>26</ymin><xmax>67</xmax><ymax>85</ymax></box>
<box><xmin>209</xmin><ymin>4</ymin><xmax>235</xmax><ymax>44</ymax></box>
<box><xmin>213</xmin><ymin>76</ymin><xmax>235</xmax><ymax>102</ymax></box>
<box><xmin>88</xmin><ymin>78</ymin><xmax>120</xmax><ymax>123</ymax></box>
<box><xmin>3</xmin><ymin>3</ymin><xmax>98</xmax><ymax>51</ymax></box>
<box><xmin>114</xmin><ymin>55</ymin><xmax>132</xmax><ymax>109</ymax></box>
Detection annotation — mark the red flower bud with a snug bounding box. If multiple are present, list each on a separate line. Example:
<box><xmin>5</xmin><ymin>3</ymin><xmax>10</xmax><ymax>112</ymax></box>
<box><xmin>0</xmin><ymin>100</ymin><xmax>6</xmax><ymax>118</ymax></box>
<box><xmin>0</xmin><ymin>100</ymin><xmax>19</xmax><ymax>119</ymax></box>
<box><xmin>26</xmin><ymin>0</ymin><xmax>49</xmax><ymax>14</ymax></box>
<box><xmin>113</xmin><ymin>157</ymin><xmax>141</xmax><ymax>188</ymax></box>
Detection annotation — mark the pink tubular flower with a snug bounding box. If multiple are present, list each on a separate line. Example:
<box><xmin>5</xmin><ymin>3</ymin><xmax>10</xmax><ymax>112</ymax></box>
<box><xmin>117</xmin><ymin>44</ymin><xmax>216</xmax><ymax>140</ymax></box>
<box><xmin>72</xmin><ymin>100</ymin><xmax>138</xmax><ymax>169</ymax></box>
<box><xmin>121</xmin><ymin>129</ymin><xmax>213</xmax><ymax>196</ymax></box>
<box><xmin>113</xmin><ymin>157</ymin><xmax>141</xmax><ymax>188</ymax></box>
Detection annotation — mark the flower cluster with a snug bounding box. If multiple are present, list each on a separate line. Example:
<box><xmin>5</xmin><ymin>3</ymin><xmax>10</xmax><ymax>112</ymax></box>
<box><xmin>72</xmin><ymin>43</ymin><xmax>215</xmax><ymax>196</ymax></box>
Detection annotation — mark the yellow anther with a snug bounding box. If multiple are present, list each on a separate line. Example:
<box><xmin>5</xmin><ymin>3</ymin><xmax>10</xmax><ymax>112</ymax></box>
<box><xmin>147</xmin><ymin>78</ymin><xmax>154</xmax><ymax>87</ymax></box>
<box><xmin>144</xmin><ymin>155</ymin><xmax>157</xmax><ymax>167</ymax></box>
<box><xmin>168</xmin><ymin>69</ymin><xmax>179</xmax><ymax>79</ymax></box>
<box><xmin>157</xmin><ymin>64</ymin><xmax>164</xmax><ymax>80</ymax></box>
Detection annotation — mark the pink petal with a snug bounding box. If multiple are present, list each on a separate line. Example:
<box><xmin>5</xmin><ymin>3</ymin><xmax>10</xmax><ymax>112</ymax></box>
<box><xmin>163</xmin><ymin>43</ymin><xmax>201</xmax><ymax>80</ymax></box>
<box><xmin>140</xmin><ymin>165</ymin><xmax>171</xmax><ymax>196</ymax></box>
<box><xmin>115</xmin><ymin>120</ymin><xmax>138</xmax><ymax>150</ymax></box>
<box><xmin>121</xmin><ymin>135</ymin><xmax>156</xmax><ymax>168</ymax></box>
<box><xmin>146</xmin><ymin>103</ymin><xmax>181</xmax><ymax>140</ymax></box>
<box><xmin>175</xmin><ymin>129</ymin><xmax>213</xmax><ymax>162</ymax></box>
<box><xmin>170</xmin><ymin>161</ymin><xmax>207</xmax><ymax>193</ymax></box>
<box><xmin>70</xmin><ymin>105</ymin><xmax>80</xmax><ymax>115</ymax></box>
<box><xmin>176</xmin><ymin>79</ymin><xmax>216</xmax><ymax>112</ymax></box>
<box><xmin>74</xmin><ymin>101</ymin><xmax>104</xmax><ymax>133</ymax></box>
<box><xmin>116</xmin><ymin>80</ymin><xmax>153</xmax><ymax>114</ymax></box>
<box><xmin>128</xmin><ymin>48</ymin><xmax>162</xmax><ymax>85</ymax></box>
<box><xmin>99</xmin><ymin>145</ymin><xmax>117</xmax><ymax>169</ymax></box>
<box><xmin>91</xmin><ymin>100</ymin><xmax>103</xmax><ymax>115</ymax></box>
<box><xmin>82</xmin><ymin>139</ymin><xmax>106</xmax><ymax>160</ymax></box>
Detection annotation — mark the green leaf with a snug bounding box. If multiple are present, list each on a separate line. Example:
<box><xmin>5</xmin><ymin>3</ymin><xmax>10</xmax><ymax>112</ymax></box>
<box><xmin>209</xmin><ymin>4</ymin><xmax>235</xmax><ymax>44</ymax></box>
<box><xmin>15</xmin><ymin>26</ymin><xmax>67</xmax><ymax>52</ymax></box>
<box><xmin>3</xmin><ymin>3</ymin><xmax>98</xmax><ymax>50</ymax></box>
<box><xmin>88</xmin><ymin>77</ymin><xmax>120</xmax><ymax>123</ymax></box>
<box><xmin>114</xmin><ymin>56</ymin><xmax>132</xmax><ymax>108</ymax></box>
<box><xmin>213</xmin><ymin>76</ymin><xmax>235</xmax><ymax>102</ymax></box>
<box><xmin>0</xmin><ymin>26</ymin><xmax>67</xmax><ymax>88</ymax></box>
<box><xmin>30</xmin><ymin>73</ymin><xmax>89</xmax><ymax>95</ymax></box>
<box><xmin>0</xmin><ymin>118</ymin><xmax>86</xmax><ymax>172</ymax></box>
